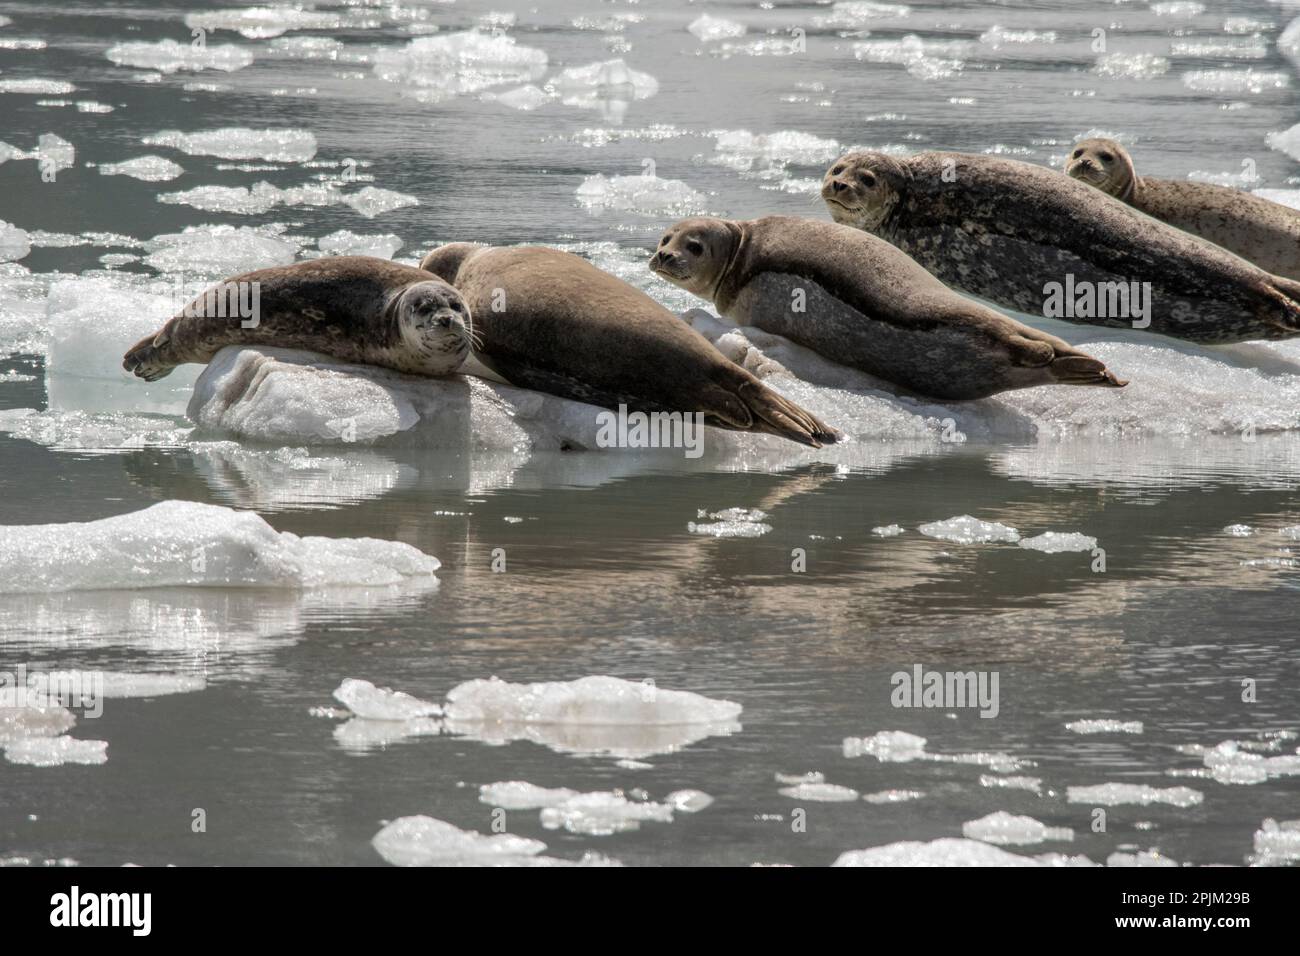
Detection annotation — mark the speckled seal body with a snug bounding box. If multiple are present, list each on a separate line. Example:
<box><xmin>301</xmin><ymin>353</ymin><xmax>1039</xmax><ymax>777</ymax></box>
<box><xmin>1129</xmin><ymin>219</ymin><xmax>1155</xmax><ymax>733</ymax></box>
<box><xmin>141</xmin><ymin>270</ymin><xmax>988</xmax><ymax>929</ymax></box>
<box><xmin>1066</xmin><ymin>137</ymin><xmax>1300</xmax><ymax>281</ymax></box>
<box><xmin>650</xmin><ymin>215</ymin><xmax>1125</xmax><ymax>401</ymax></box>
<box><xmin>822</xmin><ymin>150</ymin><xmax>1300</xmax><ymax>344</ymax></box>
<box><xmin>124</xmin><ymin>256</ymin><xmax>472</xmax><ymax>381</ymax></box>
<box><xmin>420</xmin><ymin>243</ymin><xmax>839</xmax><ymax>448</ymax></box>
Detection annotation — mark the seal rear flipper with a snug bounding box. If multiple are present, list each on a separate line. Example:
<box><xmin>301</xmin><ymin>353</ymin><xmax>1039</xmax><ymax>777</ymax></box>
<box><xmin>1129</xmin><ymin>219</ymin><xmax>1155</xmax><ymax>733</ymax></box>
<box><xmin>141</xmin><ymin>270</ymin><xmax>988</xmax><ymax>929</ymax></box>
<box><xmin>1049</xmin><ymin>353</ymin><xmax>1127</xmax><ymax>388</ymax></box>
<box><xmin>122</xmin><ymin>329</ymin><xmax>176</xmax><ymax>382</ymax></box>
<box><xmin>732</xmin><ymin>379</ymin><xmax>841</xmax><ymax>447</ymax></box>
<box><xmin>1267</xmin><ymin>275</ymin><xmax>1300</xmax><ymax>333</ymax></box>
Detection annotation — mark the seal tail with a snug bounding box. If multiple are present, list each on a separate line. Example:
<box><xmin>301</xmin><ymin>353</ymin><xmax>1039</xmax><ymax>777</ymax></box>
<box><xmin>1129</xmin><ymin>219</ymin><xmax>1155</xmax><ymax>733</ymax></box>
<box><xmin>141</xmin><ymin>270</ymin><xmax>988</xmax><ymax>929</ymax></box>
<box><xmin>735</xmin><ymin>380</ymin><xmax>842</xmax><ymax>447</ymax></box>
<box><xmin>122</xmin><ymin>326</ymin><xmax>177</xmax><ymax>382</ymax></box>
<box><xmin>1050</xmin><ymin>354</ymin><xmax>1127</xmax><ymax>388</ymax></box>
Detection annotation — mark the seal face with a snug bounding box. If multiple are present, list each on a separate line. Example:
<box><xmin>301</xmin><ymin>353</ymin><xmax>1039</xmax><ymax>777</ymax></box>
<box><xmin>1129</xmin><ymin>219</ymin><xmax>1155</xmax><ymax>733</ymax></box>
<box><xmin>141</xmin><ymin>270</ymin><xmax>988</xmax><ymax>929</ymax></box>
<box><xmin>821</xmin><ymin>150</ymin><xmax>1300</xmax><ymax>344</ymax></box>
<box><xmin>1066</xmin><ymin>137</ymin><xmax>1300</xmax><ymax>281</ymax></box>
<box><xmin>650</xmin><ymin>215</ymin><xmax>1125</xmax><ymax>401</ymax></box>
<box><xmin>420</xmin><ymin>242</ymin><xmax>840</xmax><ymax>448</ymax></box>
<box><xmin>124</xmin><ymin>256</ymin><xmax>472</xmax><ymax>382</ymax></box>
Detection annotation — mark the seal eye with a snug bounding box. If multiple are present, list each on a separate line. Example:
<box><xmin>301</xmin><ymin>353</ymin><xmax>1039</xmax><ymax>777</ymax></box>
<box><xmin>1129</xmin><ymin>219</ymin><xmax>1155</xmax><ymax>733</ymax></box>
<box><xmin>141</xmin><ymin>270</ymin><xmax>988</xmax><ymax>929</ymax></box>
<box><xmin>1099</xmin><ymin>152</ymin><xmax>1113</xmax><ymax>163</ymax></box>
<box><xmin>660</xmin><ymin>235</ymin><xmax>670</xmax><ymax>247</ymax></box>
<box><xmin>1072</xmin><ymin>149</ymin><xmax>1083</xmax><ymax>158</ymax></box>
<box><xmin>858</xmin><ymin>172</ymin><xmax>876</xmax><ymax>188</ymax></box>
<box><xmin>686</xmin><ymin>239</ymin><xmax>704</xmax><ymax>256</ymax></box>
<box><xmin>831</xmin><ymin>165</ymin><xmax>844</xmax><ymax>176</ymax></box>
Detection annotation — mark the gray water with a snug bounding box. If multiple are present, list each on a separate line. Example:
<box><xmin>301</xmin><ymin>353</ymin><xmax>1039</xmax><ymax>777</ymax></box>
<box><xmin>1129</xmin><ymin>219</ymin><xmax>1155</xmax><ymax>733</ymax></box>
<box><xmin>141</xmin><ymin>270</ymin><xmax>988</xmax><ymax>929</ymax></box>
<box><xmin>1</xmin><ymin>0</ymin><xmax>1299</xmax><ymax>867</ymax></box>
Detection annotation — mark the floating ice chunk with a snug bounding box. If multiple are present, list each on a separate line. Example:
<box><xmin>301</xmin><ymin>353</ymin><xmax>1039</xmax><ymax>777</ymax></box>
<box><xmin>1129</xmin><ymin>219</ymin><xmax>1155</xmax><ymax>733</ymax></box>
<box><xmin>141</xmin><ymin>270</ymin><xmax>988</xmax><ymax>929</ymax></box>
<box><xmin>372</xmin><ymin>32</ymin><xmax>548</xmax><ymax>99</ymax></box>
<box><xmin>963</xmin><ymin>811</ymin><xmax>1073</xmax><ymax>846</ymax></box>
<box><xmin>0</xmin><ymin>700</ymin><xmax>75</xmax><ymax>745</ymax></box>
<box><xmin>0</xmin><ymin>221</ymin><xmax>30</xmax><ymax>263</ymax></box>
<box><xmin>158</xmin><ymin>184</ymin><xmax>279</xmax><ymax>215</ymax></box>
<box><xmin>3</xmin><ymin>736</ymin><xmax>107</xmax><ymax>767</ymax></box>
<box><xmin>709</xmin><ymin>129</ymin><xmax>841</xmax><ymax>178</ymax></box>
<box><xmin>0</xmin><ymin>409</ymin><xmax>191</xmax><ymax>454</ymax></box>
<box><xmin>0</xmin><ymin>79</ymin><xmax>76</xmax><ymax>95</ymax></box>
<box><xmin>551</xmin><ymin>59</ymin><xmax>657</xmax><ymax>103</ymax></box>
<box><xmin>333</xmin><ymin>678</ymin><xmax>442</xmax><ymax>721</ymax></box>
<box><xmin>688</xmin><ymin>507</ymin><xmax>771</xmax><ymax>538</ymax></box>
<box><xmin>1152</xmin><ymin>1</ymin><xmax>1204</xmax><ymax>16</ymax></box>
<box><xmin>486</xmin><ymin>84</ymin><xmax>550</xmax><ymax>110</ymax></box>
<box><xmin>1184</xmin><ymin>69</ymin><xmax>1288</xmax><ymax>93</ymax></box>
<box><xmin>834</xmin><ymin>838</ymin><xmax>1094</xmax><ymax>867</ymax></box>
<box><xmin>843</xmin><ymin>730</ymin><xmax>928</xmax><ymax>762</ymax></box>
<box><xmin>186</xmin><ymin>6</ymin><xmax>344</xmax><ymax>39</ymax></box>
<box><xmin>1065</xmin><ymin>719</ymin><xmax>1143</xmax><ymax>734</ymax></box>
<box><xmin>267</xmin><ymin>36</ymin><xmax>345</xmax><ymax>59</ymax></box>
<box><xmin>779</xmin><ymin>782</ymin><xmax>860</xmax><ymax>802</ymax></box>
<box><xmin>666</xmin><ymin>790</ymin><xmax>713</xmax><ymax>812</ymax></box>
<box><xmin>372</xmin><ymin>816</ymin><xmax>551</xmax><ymax>867</ymax></box>
<box><xmin>576</xmin><ymin>173</ymin><xmax>707</xmax><ymax>217</ymax></box>
<box><xmin>0</xmin><ymin>500</ymin><xmax>439</xmax><ymax>594</ymax></box>
<box><xmin>0</xmin><ymin>38</ymin><xmax>46</xmax><ymax>50</ymax></box>
<box><xmin>443</xmin><ymin>674</ymin><xmax>741</xmax><ymax>760</ymax></box>
<box><xmin>341</xmin><ymin>186</ymin><xmax>419</xmax><ymax>218</ymax></box>
<box><xmin>106</xmin><ymin>39</ymin><xmax>253</xmax><ymax>73</ymax></box>
<box><xmin>813</xmin><ymin>2</ymin><xmax>912</xmax><ymax>29</ymax></box>
<box><xmin>316</xmin><ymin>229</ymin><xmax>402</xmax><ymax>259</ymax></box>
<box><xmin>1095</xmin><ymin>53</ymin><xmax>1170</xmax><ymax>79</ymax></box>
<box><xmin>98</xmin><ymin>155</ymin><xmax>184</xmax><ymax>181</ymax></box>
<box><xmin>1251</xmin><ymin>818</ymin><xmax>1300</xmax><ymax>866</ymax></box>
<box><xmin>862</xmin><ymin>789</ymin><xmax>924</xmax><ymax>803</ymax></box>
<box><xmin>775</xmin><ymin>771</ymin><xmax>824</xmax><ymax>785</ymax></box>
<box><xmin>143</xmin><ymin>127</ymin><xmax>317</xmax><ymax>163</ymax></box>
<box><xmin>333</xmin><ymin>716</ymin><xmax>441</xmax><ymax>752</ymax></box>
<box><xmin>0</xmin><ymin>370</ymin><xmax>34</xmax><ymax>382</ymax></box>
<box><xmin>1223</xmin><ymin>524</ymin><xmax>1255</xmax><ymax>536</ymax></box>
<box><xmin>1107</xmin><ymin>849</ymin><xmax>1179</xmax><ymax>867</ymax></box>
<box><xmin>918</xmin><ymin>515</ymin><xmax>1020</xmax><ymax>545</ymax></box>
<box><xmin>688</xmin><ymin>15</ymin><xmax>746</xmax><ymax>42</ymax></box>
<box><xmin>980</xmin><ymin>775</ymin><xmax>1043</xmax><ymax>794</ymax></box>
<box><xmin>1267</xmin><ymin>123</ymin><xmax>1300</xmax><ymax>163</ymax></box>
<box><xmin>1019</xmin><ymin>532</ymin><xmax>1097</xmax><ymax>553</ymax></box>
<box><xmin>979</xmin><ymin>26</ymin><xmax>1057</xmax><ymax>47</ymax></box>
<box><xmin>143</xmin><ymin>224</ymin><xmax>299</xmax><ymax>275</ymax></box>
<box><xmin>479</xmin><ymin>781</ymin><xmax>580</xmax><ymax>810</ymax></box>
<box><xmin>1066</xmin><ymin>783</ymin><xmax>1202</xmax><ymax>807</ymax></box>
<box><xmin>540</xmin><ymin>791</ymin><xmax>675</xmax><ymax>835</ymax></box>
<box><xmin>1171</xmin><ymin>37</ymin><xmax>1266</xmax><ymax>59</ymax></box>
<box><xmin>853</xmin><ymin>35</ymin><xmax>969</xmax><ymax>80</ymax></box>
<box><xmin>872</xmin><ymin>525</ymin><xmax>904</xmax><ymax>537</ymax></box>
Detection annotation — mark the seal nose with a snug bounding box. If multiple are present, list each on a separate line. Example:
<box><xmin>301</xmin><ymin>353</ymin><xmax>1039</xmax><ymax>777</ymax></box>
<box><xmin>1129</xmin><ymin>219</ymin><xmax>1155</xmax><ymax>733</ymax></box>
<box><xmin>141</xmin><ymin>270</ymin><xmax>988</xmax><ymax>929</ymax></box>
<box><xmin>832</xmin><ymin>179</ymin><xmax>850</xmax><ymax>194</ymax></box>
<box><xmin>652</xmin><ymin>250</ymin><xmax>678</xmax><ymax>270</ymax></box>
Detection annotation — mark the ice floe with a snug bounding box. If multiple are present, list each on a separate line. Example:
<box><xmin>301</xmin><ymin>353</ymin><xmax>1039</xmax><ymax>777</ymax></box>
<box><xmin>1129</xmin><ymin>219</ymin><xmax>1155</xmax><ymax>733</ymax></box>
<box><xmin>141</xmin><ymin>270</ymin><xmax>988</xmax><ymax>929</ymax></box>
<box><xmin>372</xmin><ymin>815</ymin><xmax>619</xmax><ymax>867</ymax></box>
<box><xmin>105</xmin><ymin>40</ymin><xmax>253</xmax><ymax>73</ymax></box>
<box><xmin>844</xmin><ymin>731</ymin><xmax>1028</xmax><ymax>772</ymax></box>
<box><xmin>871</xmin><ymin>525</ymin><xmax>904</xmax><ymax>537</ymax></box>
<box><xmin>1183</xmin><ymin>69</ymin><xmax>1288</xmax><ymax>93</ymax></box>
<box><xmin>688</xmin><ymin>15</ymin><xmax>746</xmax><ymax>42</ymax></box>
<box><xmin>548</xmin><ymin>59</ymin><xmax>658</xmax><ymax>121</ymax></box>
<box><xmin>813</xmin><ymin>3</ymin><xmax>912</xmax><ymax>29</ymax></box>
<box><xmin>4</xmin><ymin>736</ymin><xmax>107</xmax><ymax>767</ymax></box>
<box><xmin>962</xmin><ymin>811</ymin><xmax>1073</xmax><ymax>845</ymax></box>
<box><xmin>98</xmin><ymin>155</ymin><xmax>184</xmax><ymax>181</ymax></box>
<box><xmin>834</xmin><ymin>838</ymin><xmax>1094</xmax><ymax>867</ymax></box>
<box><xmin>143</xmin><ymin>127</ymin><xmax>317</xmax><ymax>163</ymax></box>
<box><xmin>142</xmin><ymin>224</ymin><xmax>299</xmax><ymax>275</ymax></box>
<box><xmin>1107</xmin><ymin>849</ymin><xmax>1179</xmax><ymax>867</ymax></box>
<box><xmin>1175</xmin><ymin>739</ymin><xmax>1300</xmax><ymax>785</ymax></box>
<box><xmin>853</xmin><ymin>35</ymin><xmax>970</xmax><ymax>80</ymax></box>
<box><xmin>575</xmin><ymin>173</ymin><xmax>707</xmax><ymax>217</ymax></box>
<box><xmin>186</xmin><ymin>6</ymin><xmax>346</xmax><ymax>39</ymax></box>
<box><xmin>0</xmin><ymin>79</ymin><xmax>76</xmax><ymax>95</ymax></box>
<box><xmin>1095</xmin><ymin>53</ymin><xmax>1169</xmax><ymax>79</ymax></box>
<box><xmin>980</xmin><ymin>775</ymin><xmax>1043</xmax><ymax>795</ymax></box>
<box><xmin>1066</xmin><ymin>719</ymin><xmax>1143</xmax><ymax>735</ymax></box>
<box><xmin>372</xmin><ymin>31</ymin><xmax>548</xmax><ymax>101</ymax></box>
<box><xmin>1066</xmin><ymin>783</ymin><xmax>1203</xmax><ymax>807</ymax></box>
<box><xmin>1018</xmin><ymin>532</ymin><xmax>1097</xmax><ymax>553</ymax></box>
<box><xmin>688</xmin><ymin>507</ymin><xmax>771</xmax><ymax>538</ymax></box>
<box><xmin>779</xmin><ymin>782</ymin><xmax>860</xmax><ymax>801</ymax></box>
<box><xmin>0</xmin><ymin>500</ymin><xmax>439</xmax><ymax>593</ymax></box>
<box><xmin>443</xmin><ymin>674</ymin><xmax>742</xmax><ymax>759</ymax></box>
<box><xmin>316</xmin><ymin>229</ymin><xmax>402</xmax><ymax>259</ymax></box>
<box><xmin>333</xmin><ymin>678</ymin><xmax>442</xmax><ymax>721</ymax></box>
<box><xmin>0</xmin><ymin>221</ymin><xmax>30</xmax><ymax>263</ymax></box>
<box><xmin>918</xmin><ymin>515</ymin><xmax>1020</xmax><ymax>545</ymax></box>
<box><xmin>1251</xmin><ymin>819</ymin><xmax>1300</xmax><ymax>866</ymax></box>
<box><xmin>862</xmin><ymin>789</ymin><xmax>925</xmax><ymax>803</ymax></box>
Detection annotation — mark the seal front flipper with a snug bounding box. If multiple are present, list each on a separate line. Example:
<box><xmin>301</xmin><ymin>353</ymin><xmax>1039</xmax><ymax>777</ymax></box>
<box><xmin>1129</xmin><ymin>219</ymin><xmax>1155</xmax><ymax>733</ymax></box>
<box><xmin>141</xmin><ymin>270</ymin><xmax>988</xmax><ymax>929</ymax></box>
<box><xmin>123</xmin><ymin>326</ymin><xmax>176</xmax><ymax>382</ymax></box>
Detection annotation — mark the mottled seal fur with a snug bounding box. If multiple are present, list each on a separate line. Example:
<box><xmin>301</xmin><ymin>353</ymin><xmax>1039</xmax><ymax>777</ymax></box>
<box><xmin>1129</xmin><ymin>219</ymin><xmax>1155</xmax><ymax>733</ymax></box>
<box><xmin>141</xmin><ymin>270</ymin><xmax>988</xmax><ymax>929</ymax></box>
<box><xmin>1065</xmin><ymin>137</ymin><xmax>1300</xmax><ymax>281</ymax></box>
<box><xmin>124</xmin><ymin>256</ymin><xmax>472</xmax><ymax>381</ymax></box>
<box><xmin>649</xmin><ymin>215</ymin><xmax>1125</xmax><ymax>401</ymax></box>
<box><xmin>420</xmin><ymin>243</ymin><xmax>839</xmax><ymax>447</ymax></box>
<box><xmin>821</xmin><ymin>150</ymin><xmax>1300</xmax><ymax>344</ymax></box>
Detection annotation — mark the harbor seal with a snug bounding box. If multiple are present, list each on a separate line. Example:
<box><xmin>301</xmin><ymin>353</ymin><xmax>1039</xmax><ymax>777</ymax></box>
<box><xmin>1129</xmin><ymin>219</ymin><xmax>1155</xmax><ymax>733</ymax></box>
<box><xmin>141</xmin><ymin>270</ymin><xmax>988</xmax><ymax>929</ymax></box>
<box><xmin>1065</xmin><ymin>137</ymin><xmax>1300</xmax><ymax>280</ymax></box>
<box><xmin>821</xmin><ymin>150</ymin><xmax>1300</xmax><ymax>343</ymax></box>
<box><xmin>649</xmin><ymin>215</ymin><xmax>1125</xmax><ymax>401</ymax></box>
<box><xmin>419</xmin><ymin>243</ymin><xmax>839</xmax><ymax>447</ymax></box>
<box><xmin>124</xmin><ymin>256</ymin><xmax>472</xmax><ymax>381</ymax></box>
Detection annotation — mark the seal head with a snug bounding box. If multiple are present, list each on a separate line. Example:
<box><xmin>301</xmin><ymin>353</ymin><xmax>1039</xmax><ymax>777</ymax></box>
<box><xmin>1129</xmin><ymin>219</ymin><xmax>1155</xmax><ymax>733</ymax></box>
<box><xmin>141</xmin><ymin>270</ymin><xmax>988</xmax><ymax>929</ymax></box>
<box><xmin>1065</xmin><ymin>138</ymin><xmax>1137</xmax><ymax>202</ymax></box>
<box><xmin>649</xmin><ymin>218</ymin><xmax>743</xmax><ymax>299</ymax></box>
<box><xmin>820</xmin><ymin>151</ymin><xmax>910</xmax><ymax>232</ymax></box>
